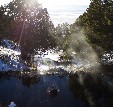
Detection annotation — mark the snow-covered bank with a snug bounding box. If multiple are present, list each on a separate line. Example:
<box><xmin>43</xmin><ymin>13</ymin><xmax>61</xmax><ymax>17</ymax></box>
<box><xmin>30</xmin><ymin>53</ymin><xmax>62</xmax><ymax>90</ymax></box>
<box><xmin>0</xmin><ymin>39</ymin><xmax>28</xmax><ymax>72</ymax></box>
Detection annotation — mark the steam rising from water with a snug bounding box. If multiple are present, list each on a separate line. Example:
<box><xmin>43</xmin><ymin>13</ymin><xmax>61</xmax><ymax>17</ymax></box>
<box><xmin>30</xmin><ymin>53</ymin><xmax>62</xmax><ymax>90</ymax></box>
<box><xmin>66</xmin><ymin>29</ymin><xmax>100</xmax><ymax>72</ymax></box>
<box><xmin>35</xmin><ymin>29</ymin><xmax>100</xmax><ymax>74</ymax></box>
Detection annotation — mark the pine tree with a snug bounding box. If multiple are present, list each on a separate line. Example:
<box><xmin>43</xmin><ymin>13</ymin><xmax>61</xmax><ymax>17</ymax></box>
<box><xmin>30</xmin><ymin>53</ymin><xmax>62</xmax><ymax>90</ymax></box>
<box><xmin>0</xmin><ymin>0</ymin><xmax>56</xmax><ymax>62</ymax></box>
<box><xmin>81</xmin><ymin>0</ymin><xmax>113</xmax><ymax>51</ymax></box>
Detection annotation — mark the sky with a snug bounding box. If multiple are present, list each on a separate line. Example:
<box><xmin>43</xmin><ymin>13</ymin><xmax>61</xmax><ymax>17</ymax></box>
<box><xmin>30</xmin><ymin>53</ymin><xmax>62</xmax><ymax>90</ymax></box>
<box><xmin>0</xmin><ymin>0</ymin><xmax>91</xmax><ymax>25</ymax></box>
<box><xmin>0</xmin><ymin>0</ymin><xmax>90</xmax><ymax>6</ymax></box>
<box><xmin>0</xmin><ymin>0</ymin><xmax>11</xmax><ymax>5</ymax></box>
<box><xmin>38</xmin><ymin>0</ymin><xmax>90</xmax><ymax>6</ymax></box>
<box><xmin>38</xmin><ymin>0</ymin><xmax>90</xmax><ymax>26</ymax></box>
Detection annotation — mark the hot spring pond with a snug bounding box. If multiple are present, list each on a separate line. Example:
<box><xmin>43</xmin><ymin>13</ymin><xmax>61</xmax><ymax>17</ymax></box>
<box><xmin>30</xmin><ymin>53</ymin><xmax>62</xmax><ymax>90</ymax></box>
<box><xmin>0</xmin><ymin>68</ymin><xmax>113</xmax><ymax>107</ymax></box>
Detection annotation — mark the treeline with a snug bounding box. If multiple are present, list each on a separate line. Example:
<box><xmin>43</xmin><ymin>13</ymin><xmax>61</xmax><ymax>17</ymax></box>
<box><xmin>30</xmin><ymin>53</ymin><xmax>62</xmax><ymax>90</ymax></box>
<box><xmin>0</xmin><ymin>0</ymin><xmax>56</xmax><ymax>62</ymax></box>
<box><xmin>1</xmin><ymin>0</ymin><xmax>113</xmax><ymax>62</ymax></box>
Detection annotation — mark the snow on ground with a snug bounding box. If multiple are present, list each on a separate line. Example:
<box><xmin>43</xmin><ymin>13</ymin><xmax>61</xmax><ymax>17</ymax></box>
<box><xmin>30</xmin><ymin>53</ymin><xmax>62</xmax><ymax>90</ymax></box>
<box><xmin>1</xmin><ymin>39</ymin><xmax>21</xmax><ymax>52</ymax></box>
<box><xmin>0</xmin><ymin>46</ymin><xmax>21</xmax><ymax>56</ymax></box>
<box><xmin>0</xmin><ymin>39</ymin><xmax>28</xmax><ymax>72</ymax></box>
<box><xmin>101</xmin><ymin>52</ymin><xmax>113</xmax><ymax>65</ymax></box>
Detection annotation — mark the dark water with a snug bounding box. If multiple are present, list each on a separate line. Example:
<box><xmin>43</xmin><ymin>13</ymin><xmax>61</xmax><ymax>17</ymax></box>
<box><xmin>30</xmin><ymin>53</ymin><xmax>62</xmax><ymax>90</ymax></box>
<box><xmin>0</xmin><ymin>74</ymin><xmax>86</xmax><ymax>107</ymax></box>
<box><xmin>0</xmin><ymin>69</ymin><xmax>113</xmax><ymax>107</ymax></box>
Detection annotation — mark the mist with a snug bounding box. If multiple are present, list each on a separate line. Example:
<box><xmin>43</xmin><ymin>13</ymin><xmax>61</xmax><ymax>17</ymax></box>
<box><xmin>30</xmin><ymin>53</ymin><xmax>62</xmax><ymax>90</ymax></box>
<box><xmin>66</xmin><ymin>28</ymin><xmax>100</xmax><ymax>72</ymax></box>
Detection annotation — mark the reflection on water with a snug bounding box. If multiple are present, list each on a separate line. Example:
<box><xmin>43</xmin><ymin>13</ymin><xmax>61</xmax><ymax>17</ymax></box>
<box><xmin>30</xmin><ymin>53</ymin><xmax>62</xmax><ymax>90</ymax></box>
<box><xmin>21</xmin><ymin>76</ymin><xmax>40</xmax><ymax>87</ymax></box>
<box><xmin>0</xmin><ymin>63</ymin><xmax>113</xmax><ymax>107</ymax></box>
<box><xmin>69</xmin><ymin>72</ymin><xmax>102</xmax><ymax>107</ymax></box>
<box><xmin>0</xmin><ymin>72</ymin><xmax>86</xmax><ymax>107</ymax></box>
<box><xmin>69</xmin><ymin>71</ymin><xmax>113</xmax><ymax>107</ymax></box>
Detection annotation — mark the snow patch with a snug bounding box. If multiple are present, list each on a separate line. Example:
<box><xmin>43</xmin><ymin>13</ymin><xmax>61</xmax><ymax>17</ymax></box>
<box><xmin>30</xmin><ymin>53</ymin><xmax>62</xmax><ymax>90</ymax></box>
<box><xmin>0</xmin><ymin>39</ymin><xmax>28</xmax><ymax>72</ymax></box>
